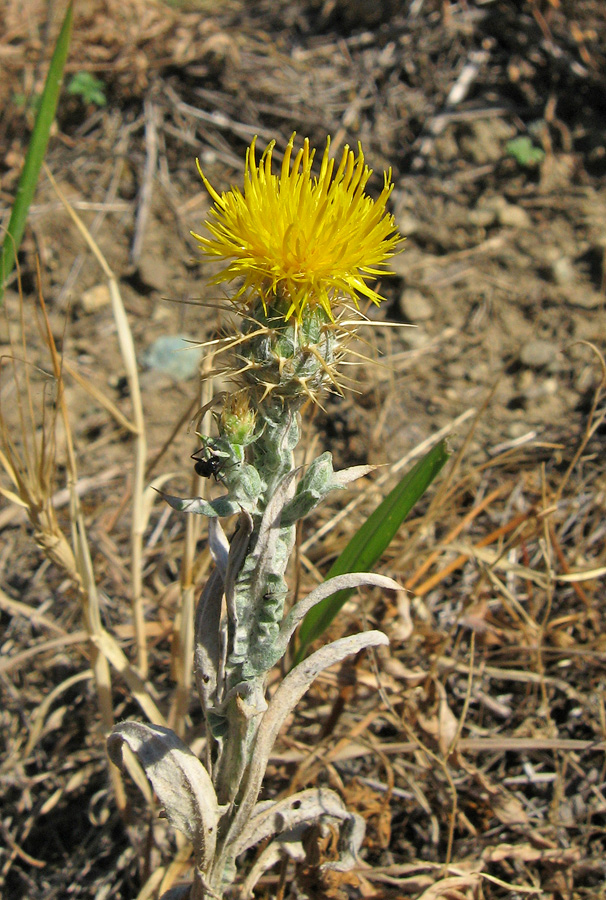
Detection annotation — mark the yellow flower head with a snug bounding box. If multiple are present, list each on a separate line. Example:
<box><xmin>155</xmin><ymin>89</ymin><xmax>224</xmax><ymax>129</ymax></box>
<box><xmin>192</xmin><ymin>134</ymin><xmax>401</xmax><ymax>322</ymax></box>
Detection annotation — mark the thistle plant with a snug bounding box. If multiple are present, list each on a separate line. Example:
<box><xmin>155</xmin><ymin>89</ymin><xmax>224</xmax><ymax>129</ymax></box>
<box><xmin>108</xmin><ymin>134</ymin><xmax>402</xmax><ymax>899</ymax></box>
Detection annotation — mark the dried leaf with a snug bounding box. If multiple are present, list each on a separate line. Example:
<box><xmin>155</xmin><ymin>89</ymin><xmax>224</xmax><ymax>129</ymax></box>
<box><xmin>227</xmin><ymin>630</ymin><xmax>388</xmax><ymax>847</ymax></box>
<box><xmin>239</xmin><ymin>788</ymin><xmax>366</xmax><ymax>898</ymax></box>
<box><xmin>437</xmin><ymin>681</ymin><xmax>459</xmax><ymax>756</ymax></box>
<box><xmin>330</xmin><ymin>464</ymin><xmax>375</xmax><ymax>487</ymax></box>
<box><xmin>223</xmin><ymin>510</ymin><xmax>254</xmax><ymax>630</ymax></box>
<box><xmin>208</xmin><ymin>517</ymin><xmax>230</xmax><ymax>577</ymax></box>
<box><xmin>196</xmin><ymin>512</ymin><xmax>254</xmax><ymax>720</ymax></box>
<box><xmin>491</xmin><ymin>791</ymin><xmax>529</xmax><ymax>826</ymax></box>
<box><xmin>241</xmin><ymin>837</ymin><xmax>305</xmax><ymax>899</ymax></box>
<box><xmin>247</xmin><ymin>470</ymin><xmax>297</xmax><ymax>598</ymax></box>
<box><xmin>392</xmin><ymin>589</ymin><xmax>413</xmax><ymax>642</ymax></box>
<box><xmin>416</xmin><ymin>874</ymin><xmax>481</xmax><ymax>899</ymax></box>
<box><xmin>91</xmin><ymin>630</ymin><xmax>166</xmax><ymax>725</ymax></box>
<box><xmin>194</xmin><ymin>567</ymin><xmax>224</xmax><ymax>713</ymax></box>
<box><xmin>274</xmin><ymin>572</ymin><xmax>401</xmax><ymax>662</ymax></box>
<box><xmin>108</xmin><ymin>722</ymin><xmax>220</xmax><ymax>870</ymax></box>
<box><xmin>160</xmin><ymin>491</ymin><xmax>240</xmax><ymax>518</ymax></box>
<box><xmin>235</xmin><ymin>787</ymin><xmax>364</xmax><ymax>857</ymax></box>
<box><xmin>482</xmin><ymin>842</ymin><xmax>581</xmax><ymax>864</ymax></box>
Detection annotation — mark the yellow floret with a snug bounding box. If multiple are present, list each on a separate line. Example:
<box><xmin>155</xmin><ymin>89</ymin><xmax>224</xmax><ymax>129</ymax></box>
<box><xmin>192</xmin><ymin>134</ymin><xmax>401</xmax><ymax>322</ymax></box>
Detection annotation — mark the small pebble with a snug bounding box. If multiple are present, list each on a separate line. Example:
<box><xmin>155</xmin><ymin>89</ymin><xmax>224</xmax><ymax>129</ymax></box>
<box><xmin>550</xmin><ymin>257</ymin><xmax>575</xmax><ymax>285</ymax></box>
<box><xmin>138</xmin><ymin>254</ymin><xmax>167</xmax><ymax>291</ymax></box>
<box><xmin>508</xmin><ymin>422</ymin><xmax>529</xmax><ymax>439</ymax></box>
<box><xmin>517</xmin><ymin>369</ymin><xmax>534</xmax><ymax>391</ymax></box>
<box><xmin>469</xmin><ymin>207</ymin><xmax>496</xmax><ymax>228</ymax></box>
<box><xmin>519</xmin><ymin>339</ymin><xmax>558</xmax><ymax>369</ymax></box>
<box><xmin>522</xmin><ymin>374</ymin><xmax>559</xmax><ymax>400</ymax></box>
<box><xmin>399</xmin><ymin>288</ymin><xmax>433</xmax><ymax>322</ymax></box>
<box><xmin>397</xmin><ymin>212</ymin><xmax>421</xmax><ymax>237</ymax></box>
<box><xmin>497</xmin><ymin>203</ymin><xmax>531</xmax><ymax>229</ymax></box>
<box><xmin>80</xmin><ymin>283</ymin><xmax>111</xmax><ymax>313</ymax></box>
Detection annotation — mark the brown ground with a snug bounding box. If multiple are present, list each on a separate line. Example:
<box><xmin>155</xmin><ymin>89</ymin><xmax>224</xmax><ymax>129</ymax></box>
<box><xmin>1</xmin><ymin>1</ymin><xmax>605</xmax><ymax>898</ymax></box>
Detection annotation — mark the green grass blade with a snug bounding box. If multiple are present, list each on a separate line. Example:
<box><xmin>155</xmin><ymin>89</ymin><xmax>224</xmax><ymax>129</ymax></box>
<box><xmin>0</xmin><ymin>1</ymin><xmax>73</xmax><ymax>301</ymax></box>
<box><xmin>293</xmin><ymin>438</ymin><xmax>449</xmax><ymax>663</ymax></box>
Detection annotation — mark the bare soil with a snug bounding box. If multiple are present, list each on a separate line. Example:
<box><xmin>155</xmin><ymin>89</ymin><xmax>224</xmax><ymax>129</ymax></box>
<box><xmin>1</xmin><ymin>2</ymin><xmax>605</xmax><ymax>899</ymax></box>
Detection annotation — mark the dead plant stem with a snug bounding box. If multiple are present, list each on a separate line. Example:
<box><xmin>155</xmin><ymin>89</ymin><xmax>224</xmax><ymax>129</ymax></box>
<box><xmin>37</xmin><ymin>273</ymin><xmax>128</xmax><ymax>812</ymax></box>
<box><xmin>169</xmin><ymin>355</ymin><xmax>214</xmax><ymax>736</ymax></box>
<box><xmin>45</xmin><ymin>165</ymin><xmax>149</xmax><ymax>678</ymax></box>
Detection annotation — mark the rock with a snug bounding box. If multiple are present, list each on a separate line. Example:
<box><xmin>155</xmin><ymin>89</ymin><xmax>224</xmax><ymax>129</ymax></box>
<box><xmin>479</xmin><ymin>195</ymin><xmax>507</xmax><ymax>214</ymax></box>
<box><xmin>517</xmin><ymin>369</ymin><xmax>535</xmax><ymax>391</ymax></box>
<box><xmin>521</xmin><ymin>373</ymin><xmax>559</xmax><ymax>400</ymax></box>
<box><xmin>399</xmin><ymin>288</ymin><xmax>433</xmax><ymax>322</ymax></box>
<box><xmin>478</xmin><ymin>196</ymin><xmax>532</xmax><ymax>229</ymax></box>
<box><xmin>138</xmin><ymin>253</ymin><xmax>167</xmax><ymax>291</ymax></box>
<box><xmin>142</xmin><ymin>335</ymin><xmax>202</xmax><ymax>380</ymax></box>
<box><xmin>508</xmin><ymin>422</ymin><xmax>529</xmax><ymax>439</ymax></box>
<box><xmin>469</xmin><ymin>207</ymin><xmax>496</xmax><ymax>228</ymax></box>
<box><xmin>497</xmin><ymin>203</ymin><xmax>531</xmax><ymax>229</ymax></box>
<box><xmin>550</xmin><ymin>257</ymin><xmax>575</xmax><ymax>285</ymax></box>
<box><xmin>519</xmin><ymin>339</ymin><xmax>558</xmax><ymax>369</ymax></box>
<box><xmin>397</xmin><ymin>212</ymin><xmax>421</xmax><ymax>237</ymax></box>
<box><xmin>80</xmin><ymin>283</ymin><xmax>111</xmax><ymax>313</ymax></box>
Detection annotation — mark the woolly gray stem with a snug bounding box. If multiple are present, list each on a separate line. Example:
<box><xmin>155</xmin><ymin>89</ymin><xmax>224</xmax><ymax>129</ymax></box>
<box><xmin>212</xmin><ymin>403</ymin><xmax>300</xmax><ymax>806</ymax></box>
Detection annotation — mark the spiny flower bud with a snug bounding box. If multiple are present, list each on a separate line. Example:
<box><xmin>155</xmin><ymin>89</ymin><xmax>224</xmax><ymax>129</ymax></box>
<box><xmin>237</xmin><ymin>298</ymin><xmax>338</xmax><ymax>405</ymax></box>
<box><xmin>219</xmin><ymin>393</ymin><xmax>256</xmax><ymax>444</ymax></box>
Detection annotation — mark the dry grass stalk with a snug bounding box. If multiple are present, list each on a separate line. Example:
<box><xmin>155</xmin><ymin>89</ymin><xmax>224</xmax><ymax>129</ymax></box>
<box><xmin>45</xmin><ymin>166</ymin><xmax>149</xmax><ymax>678</ymax></box>
<box><xmin>0</xmin><ymin>267</ymin><xmax>127</xmax><ymax>812</ymax></box>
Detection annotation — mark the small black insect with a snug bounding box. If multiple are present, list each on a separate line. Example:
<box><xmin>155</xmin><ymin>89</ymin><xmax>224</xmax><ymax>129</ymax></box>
<box><xmin>191</xmin><ymin>447</ymin><xmax>226</xmax><ymax>481</ymax></box>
